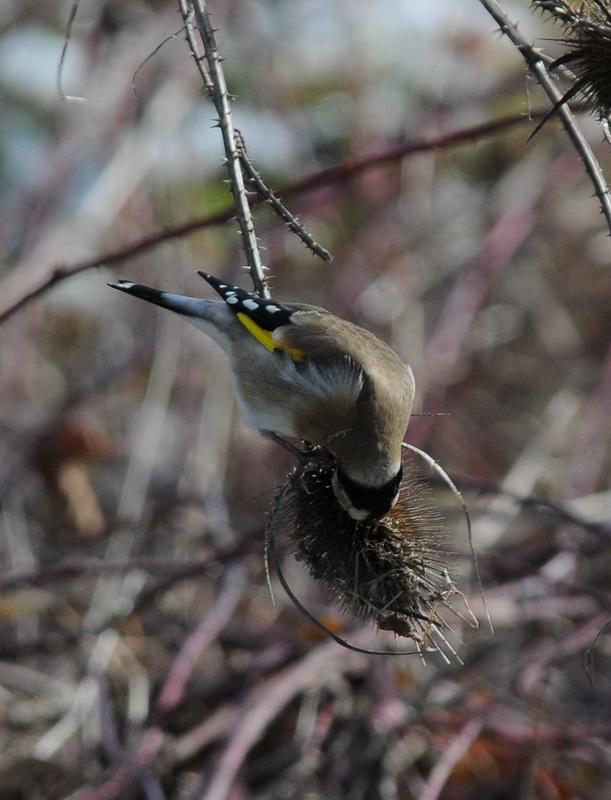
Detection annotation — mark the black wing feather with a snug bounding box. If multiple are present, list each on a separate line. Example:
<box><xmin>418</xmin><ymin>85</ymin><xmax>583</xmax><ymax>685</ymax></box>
<box><xmin>198</xmin><ymin>272</ymin><xmax>294</xmax><ymax>332</ymax></box>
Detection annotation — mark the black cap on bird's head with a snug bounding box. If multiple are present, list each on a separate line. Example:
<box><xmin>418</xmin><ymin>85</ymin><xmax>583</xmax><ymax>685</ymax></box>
<box><xmin>332</xmin><ymin>465</ymin><xmax>403</xmax><ymax>521</ymax></box>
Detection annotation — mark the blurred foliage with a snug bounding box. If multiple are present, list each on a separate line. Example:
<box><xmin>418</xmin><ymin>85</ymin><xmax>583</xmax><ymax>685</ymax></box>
<box><xmin>1</xmin><ymin>1</ymin><xmax>611</xmax><ymax>798</ymax></box>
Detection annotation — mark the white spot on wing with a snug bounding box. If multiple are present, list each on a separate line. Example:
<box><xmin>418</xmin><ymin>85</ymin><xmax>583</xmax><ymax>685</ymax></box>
<box><xmin>226</xmin><ymin>296</ymin><xmax>239</xmax><ymax>304</ymax></box>
<box><xmin>242</xmin><ymin>299</ymin><xmax>259</xmax><ymax>311</ymax></box>
<box><xmin>266</xmin><ymin>304</ymin><xmax>282</xmax><ymax>313</ymax></box>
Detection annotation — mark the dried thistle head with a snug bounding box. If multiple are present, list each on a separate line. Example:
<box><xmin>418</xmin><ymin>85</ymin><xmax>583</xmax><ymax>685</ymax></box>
<box><xmin>269</xmin><ymin>453</ymin><xmax>474</xmax><ymax>658</ymax></box>
<box><xmin>535</xmin><ymin>0</ymin><xmax>611</xmax><ymax>119</ymax></box>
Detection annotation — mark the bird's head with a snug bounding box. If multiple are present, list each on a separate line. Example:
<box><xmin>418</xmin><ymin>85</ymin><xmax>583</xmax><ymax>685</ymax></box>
<box><xmin>331</xmin><ymin>465</ymin><xmax>403</xmax><ymax>521</ymax></box>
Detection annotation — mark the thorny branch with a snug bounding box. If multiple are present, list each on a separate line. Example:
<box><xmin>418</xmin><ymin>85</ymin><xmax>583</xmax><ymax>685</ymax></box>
<box><xmin>235</xmin><ymin>130</ymin><xmax>333</xmax><ymax>263</ymax></box>
<box><xmin>478</xmin><ymin>0</ymin><xmax>611</xmax><ymax>233</ymax></box>
<box><xmin>178</xmin><ymin>0</ymin><xmax>269</xmax><ymax>297</ymax></box>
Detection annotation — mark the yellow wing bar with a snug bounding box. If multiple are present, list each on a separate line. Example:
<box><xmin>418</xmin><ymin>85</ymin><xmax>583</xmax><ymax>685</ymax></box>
<box><xmin>237</xmin><ymin>312</ymin><xmax>306</xmax><ymax>360</ymax></box>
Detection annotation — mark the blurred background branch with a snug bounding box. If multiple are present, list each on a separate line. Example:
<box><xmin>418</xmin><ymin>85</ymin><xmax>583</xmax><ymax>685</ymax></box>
<box><xmin>0</xmin><ymin>108</ymin><xmax>566</xmax><ymax>324</ymax></box>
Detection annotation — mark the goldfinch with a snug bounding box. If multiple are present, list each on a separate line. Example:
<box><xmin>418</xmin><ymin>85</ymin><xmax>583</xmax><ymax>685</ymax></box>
<box><xmin>109</xmin><ymin>272</ymin><xmax>415</xmax><ymax>520</ymax></box>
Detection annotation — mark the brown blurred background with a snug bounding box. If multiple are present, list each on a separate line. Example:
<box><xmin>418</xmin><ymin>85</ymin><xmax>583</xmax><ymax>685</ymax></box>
<box><xmin>1</xmin><ymin>1</ymin><xmax>610</xmax><ymax>798</ymax></box>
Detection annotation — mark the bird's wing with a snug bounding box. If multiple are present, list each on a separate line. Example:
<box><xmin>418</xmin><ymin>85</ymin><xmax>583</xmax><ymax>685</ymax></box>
<box><xmin>198</xmin><ymin>272</ymin><xmax>308</xmax><ymax>359</ymax></box>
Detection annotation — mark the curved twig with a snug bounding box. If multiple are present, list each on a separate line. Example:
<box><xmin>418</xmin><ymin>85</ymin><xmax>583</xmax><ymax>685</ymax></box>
<box><xmin>403</xmin><ymin>443</ymin><xmax>491</xmax><ymax>633</ymax></box>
